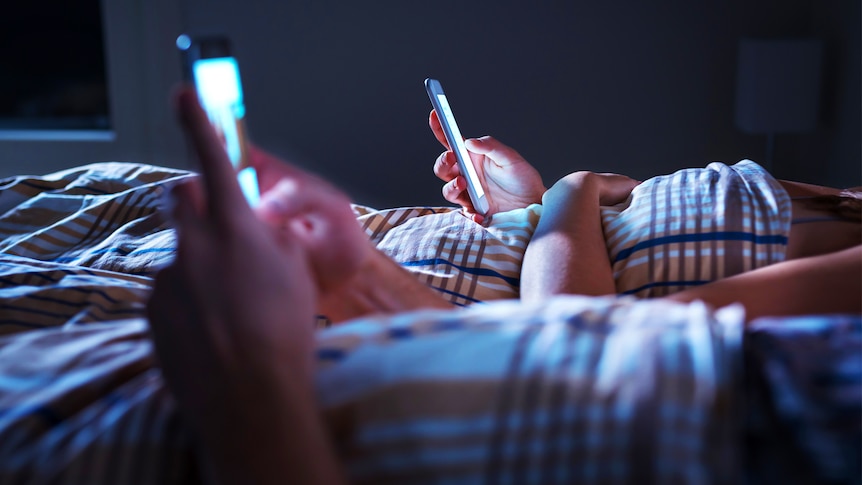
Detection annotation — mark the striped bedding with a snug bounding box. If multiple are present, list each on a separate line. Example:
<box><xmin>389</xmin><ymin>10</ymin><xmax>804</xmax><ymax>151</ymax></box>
<box><xmin>354</xmin><ymin>204</ymin><xmax>541</xmax><ymax>306</ymax></box>
<box><xmin>0</xmin><ymin>161</ymin><xmax>854</xmax><ymax>483</ymax></box>
<box><xmin>317</xmin><ymin>296</ymin><xmax>747</xmax><ymax>484</ymax></box>
<box><xmin>601</xmin><ymin>159</ymin><xmax>792</xmax><ymax>297</ymax></box>
<box><xmin>0</xmin><ymin>294</ymin><xmax>750</xmax><ymax>484</ymax></box>
<box><xmin>0</xmin><ymin>162</ymin><xmax>540</xmax><ymax>338</ymax></box>
<box><xmin>0</xmin><ymin>163</ymin><xmax>189</xmax><ymax>337</ymax></box>
<box><xmin>0</xmin><ymin>159</ymin><xmax>793</xmax><ymax>329</ymax></box>
<box><xmin>0</xmin><ymin>161</ymin><xmax>543</xmax><ymax>482</ymax></box>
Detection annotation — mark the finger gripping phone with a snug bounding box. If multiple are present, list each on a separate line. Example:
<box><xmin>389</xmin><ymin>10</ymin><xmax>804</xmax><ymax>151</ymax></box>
<box><xmin>424</xmin><ymin>78</ymin><xmax>489</xmax><ymax>215</ymax></box>
<box><xmin>177</xmin><ymin>34</ymin><xmax>260</xmax><ymax>205</ymax></box>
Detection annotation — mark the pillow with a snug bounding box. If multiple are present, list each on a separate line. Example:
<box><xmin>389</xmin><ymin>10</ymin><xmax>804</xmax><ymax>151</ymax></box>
<box><xmin>600</xmin><ymin>160</ymin><xmax>791</xmax><ymax>297</ymax></box>
<box><xmin>353</xmin><ymin>204</ymin><xmax>542</xmax><ymax>306</ymax></box>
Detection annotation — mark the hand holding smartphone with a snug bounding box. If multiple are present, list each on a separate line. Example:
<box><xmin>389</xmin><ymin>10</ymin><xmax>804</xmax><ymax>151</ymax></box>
<box><xmin>425</xmin><ymin>78</ymin><xmax>490</xmax><ymax>215</ymax></box>
<box><xmin>177</xmin><ymin>34</ymin><xmax>260</xmax><ymax>206</ymax></box>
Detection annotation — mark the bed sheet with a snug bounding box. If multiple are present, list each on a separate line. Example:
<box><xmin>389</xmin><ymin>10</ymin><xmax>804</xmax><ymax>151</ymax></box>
<box><xmin>0</xmin><ymin>161</ymin><xmax>540</xmax><ymax>483</ymax></box>
<box><xmin>0</xmin><ymin>293</ymin><xmax>752</xmax><ymax>484</ymax></box>
<box><xmin>0</xmin><ymin>162</ymin><xmax>856</xmax><ymax>484</ymax></box>
<box><xmin>0</xmin><ymin>162</ymin><xmax>542</xmax><ymax>338</ymax></box>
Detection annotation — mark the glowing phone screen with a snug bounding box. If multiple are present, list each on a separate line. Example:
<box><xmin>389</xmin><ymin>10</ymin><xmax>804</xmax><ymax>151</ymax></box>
<box><xmin>193</xmin><ymin>57</ymin><xmax>245</xmax><ymax>167</ymax></box>
<box><xmin>192</xmin><ymin>57</ymin><xmax>259</xmax><ymax>205</ymax></box>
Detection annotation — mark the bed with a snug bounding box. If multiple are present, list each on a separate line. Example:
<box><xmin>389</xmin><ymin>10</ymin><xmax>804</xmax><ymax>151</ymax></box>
<box><xmin>0</xmin><ymin>162</ymin><xmax>857</xmax><ymax>484</ymax></box>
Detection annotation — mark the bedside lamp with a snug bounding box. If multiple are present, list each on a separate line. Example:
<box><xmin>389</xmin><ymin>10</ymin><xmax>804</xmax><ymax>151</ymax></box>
<box><xmin>734</xmin><ymin>38</ymin><xmax>823</xmax><ymax>171</ymax></box>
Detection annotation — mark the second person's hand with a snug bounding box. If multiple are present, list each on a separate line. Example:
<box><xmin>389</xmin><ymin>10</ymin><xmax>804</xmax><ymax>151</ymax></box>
<box><xmin>429</xmin><ymin>109</ymin><xmax>546</xmax><ymax>223</ymax></box>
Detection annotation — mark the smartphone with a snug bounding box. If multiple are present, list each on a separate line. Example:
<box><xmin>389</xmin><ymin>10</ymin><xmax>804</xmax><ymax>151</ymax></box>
<box><xmin>177</xmin><ymin>34</ymin><xmax>260</xmax><ymax>205</ymax></box>
<box><xmin>424</xmin><ymin>78</ymin><xmax>489</xmax><ymax>215</ymax></box>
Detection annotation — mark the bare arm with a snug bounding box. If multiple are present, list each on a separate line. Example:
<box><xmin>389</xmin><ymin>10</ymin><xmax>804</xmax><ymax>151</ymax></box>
<box><xmin>149</xmin><ymin>88</ymin><xmax>346</xmax><ymax>485</ymax></box>
<box><xmin>521</xmin><ymin>168</ymin><xmax>859</xmax><ymax>319</ymax></box>
<box><xmin>666</xmin><ymin>244</ymin><xmax>862</xmax><ymax>321</ymax></box>
<box><xmin>521</xmin><ymin>172</ymin><xmax>638</xmax><ymax>300</ymax></box>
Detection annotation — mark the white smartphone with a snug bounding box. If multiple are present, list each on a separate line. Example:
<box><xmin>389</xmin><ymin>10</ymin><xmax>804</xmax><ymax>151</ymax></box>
<box><xmin>424</xmin><ymin>78</ymin><xmax>489</xmax><ymax>215</ymax></box>
<box><xmin>177</xmin><ymin>34</ymin><xmax>260</xmax><ymax>206</ymax></box>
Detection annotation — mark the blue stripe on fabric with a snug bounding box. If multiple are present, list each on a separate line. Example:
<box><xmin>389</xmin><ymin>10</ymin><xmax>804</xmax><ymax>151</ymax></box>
<box><xmin>388</xmin><ymin>327</ymin><xmax>414</xmax><ymax>340</ymax></box>
<box><xmin>316</xmin><ymin>319</ymin><xmax>470</xmax><ymax>363</ymax></box>
<box><xmin>360</xmin><ymin>415</ymin><xmax>495</xmax><ymax>442</ymax></box>
<box><xmin>388</xmin><ymin>320</ymin><xmax>466</xmax><ymax>342</ymax></box>
<box><xmin>358</xmin><ymin>407</ymin><xmax>636</xmax><ymax>445</ymax></box>
<box><xmin>400</xmin><ymin>258</ymin><xmax>520</xmax><ymax>287</ymax></box>
<box><xmin>427</xmin><ymin>285</ymin><xmax>482</xmax><ymax>305</ymax></box>
<box><xmin>432</xmin><ymin>319</ymin><xmax>466</xmax><ymax>332</ymax></box>
<box><xmin>612</xmin><ymin>232</ymin><xmax>788</xmax><ymax>264</ymax></box>
<box><xmin>317</xmin><ymin>348</ymin><xmax>347</xmax><ymax>362</ymax></box>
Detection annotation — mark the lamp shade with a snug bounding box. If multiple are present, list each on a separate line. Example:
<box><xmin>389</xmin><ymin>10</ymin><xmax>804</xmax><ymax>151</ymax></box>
<box><xmin>735</xmin><ymin>38</ymin><xmax>823</xmax><ymax>134</ymax></box>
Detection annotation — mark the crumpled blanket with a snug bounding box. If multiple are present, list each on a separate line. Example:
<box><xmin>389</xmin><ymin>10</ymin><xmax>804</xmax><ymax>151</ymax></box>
<box><xmin>0</xmin><ymin>162</ymin><xmax>856</xmax><ymax>484</ymax></box>
<box><xmin>0</xmin><ymin>294</ymin><xmax>747</xmax><ymax>484</ymax></box>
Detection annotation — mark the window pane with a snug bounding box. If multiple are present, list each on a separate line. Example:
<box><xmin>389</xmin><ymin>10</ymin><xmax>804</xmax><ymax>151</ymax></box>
<box><xmin>0</xmin><ymin>0</ymin><xmax>110</xmax><ymax>130</ymax></box>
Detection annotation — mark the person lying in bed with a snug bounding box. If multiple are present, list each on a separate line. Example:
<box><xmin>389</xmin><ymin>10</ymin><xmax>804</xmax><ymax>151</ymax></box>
<box><xmin>427</xmin><ymin>110</ymin><xmax>861</xmax><ymax>317</ymax></box>
<box><xmin>235</xmin><ymin>106</ymin><xmax>860</xmax><ymax>324</ymax></box>
<box><xmin>147</xmin><ymin>87</ymin><xmax>860</xmax><ymax>484</ymax></box>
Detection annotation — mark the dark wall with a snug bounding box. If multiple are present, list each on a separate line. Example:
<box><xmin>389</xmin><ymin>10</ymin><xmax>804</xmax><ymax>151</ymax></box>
<box><xmin>180</xmin><ymin>0</ymin><xmax>860</xmax><ymax>208</ymax></box>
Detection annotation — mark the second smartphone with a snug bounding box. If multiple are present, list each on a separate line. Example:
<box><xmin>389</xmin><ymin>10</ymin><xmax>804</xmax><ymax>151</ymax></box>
<box><xmin>425</xmin><ymin>78</ymin><xmax>489</xmax><ymax>215</ymax></box>
<box><xmin>177</xmin><ymin>34</ymin><xmax>260</xmax><ymax>205</ymax></box>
